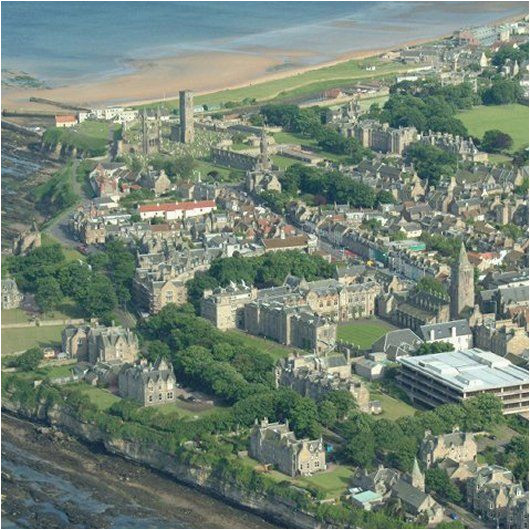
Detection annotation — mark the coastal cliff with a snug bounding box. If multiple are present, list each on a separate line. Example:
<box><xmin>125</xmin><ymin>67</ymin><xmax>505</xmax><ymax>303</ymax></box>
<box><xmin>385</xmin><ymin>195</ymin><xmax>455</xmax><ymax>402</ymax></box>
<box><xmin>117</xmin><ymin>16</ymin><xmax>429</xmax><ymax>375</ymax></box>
<box><xmin>2</xmin><ymin>396</ymin><xmax>322</xmax><ymax>529</ymax></box>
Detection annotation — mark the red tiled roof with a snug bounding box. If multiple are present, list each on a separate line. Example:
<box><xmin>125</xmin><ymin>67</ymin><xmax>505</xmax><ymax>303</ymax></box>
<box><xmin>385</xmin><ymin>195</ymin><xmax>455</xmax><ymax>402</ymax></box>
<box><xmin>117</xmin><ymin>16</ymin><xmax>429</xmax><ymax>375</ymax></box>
<box><xmin>263</xmin><ymin>236</ymin><xmax>308</xmax><ymax>249</ymax></box>
<box><xmin>55</xmin><ymin>114</ymin><xmax>77</xmax><ymax>123</ymax></box>
<box><xmin>139</xmin><ymin>200</ymin><xmax>215</xmax><ymax>213</ymax></box>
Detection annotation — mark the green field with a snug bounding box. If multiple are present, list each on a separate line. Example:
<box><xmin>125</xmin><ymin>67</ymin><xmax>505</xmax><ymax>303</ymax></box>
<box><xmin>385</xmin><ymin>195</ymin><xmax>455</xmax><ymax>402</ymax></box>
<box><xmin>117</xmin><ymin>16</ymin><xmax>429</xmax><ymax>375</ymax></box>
<box><xmin>370</xmin><ymin>390</ymin><xmax>417</xmax><ymax>421</ymax></box>
<box><xmin>2</xmin><ymin>308</ymin><xmax>31</xmax><ymax>325</ymax></box>
<box><xmin>42</xmin><ymin>120</ymin><xmax>110</xmax><ymax>156</ymax></box>
<box><xmin>11</xmin><ymin>361</ymin><xmax>77</xmax><ymax>381</ymax></box>
<box><xmin>1</xmin><ymin>325</ymin><xmax>64</xmax><ymax>354</ymax></box>
<box><xmin>193</xmin><ymin>159</ymin><xmax>244</xmax><ymax>182</ymax></box>
<box><xmin>227</xmin><ymin>330</ymin><xmax>297</xmax><ymax>360</ymax></box>
<box><xmin>156</xmin><ymin>400</ymin><xmax>227</xmax><ymax>418</ymax></box>
<box><xmin>75</xmin><ymin>383</ymin><xmax>121</xmax><ymax>410</ymax></box>
<box><xmin>273</xmin><ymin>130</ymin><xmax>346</xmax><ymax>163</ymax></box>
<box><xmin>240</xmin><ymin>455</ymin><xmax>353</xmax><ymax>499</ymax></box>
<box><xmin>458</xmin><ymin>104</ymin><xmax>529</xmax><ymax>153</ymax></box>
<box><xmin>337</xmin><ymin>319</ymin><xmax>394</xmax><ymax>350</ymax></box>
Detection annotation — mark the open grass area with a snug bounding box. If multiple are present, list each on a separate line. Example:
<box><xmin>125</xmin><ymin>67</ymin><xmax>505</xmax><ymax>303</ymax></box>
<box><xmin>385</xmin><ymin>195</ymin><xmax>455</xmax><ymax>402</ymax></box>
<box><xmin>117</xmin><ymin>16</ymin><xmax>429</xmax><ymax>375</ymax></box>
<box><xmin>271</xmin><ymin>155</ymin><xmax>297</xmax><ymax>170</ymax></box>
<box><xmin>227</xmin><ymin>330</ymin><xmax>297</xmax><ymax>361</ymax></box>
<box><xmin>10</xmin><ymin>361</ymin><xmax>77</xmax><ymax>381</ymax></box>
<box><xmin>156</xmin><ymin>400</ymin><xmax>227</xmax><ymax>418</ymax></box>
<box><xmin>42</xmin><ymin>120</ymin><xmax>110</xmax><ymax>156</ymax></box>
<box><xmin>458</xmin><ymin>104</ymin><xmax>529</xmax><ymax>153</ymax></box>
<box><xmin>337</xmin><ymin>318</ymin><xmax>394</xmax><ymax>350</ymax></box>
<box><xmin>240</xmin><ymin>455</ymin><xmax>353</xmax><ymax>499</ymax></box>
<box><xmin>2</xmin><ymin>308</ymin><xmax>31</xmax><ymax>325</ymax></box>
<box><xmin>273</xmin><ymin>130</ymin><xmax>347</xmax><ymax>163</ymax></box>
<box><xmin>193</xmin><ymin>159</ymin><xmax>244</xmax><ymax>182</ymax></box>
<box><xmin>75</xmin><ymin>383</ymin><xmax>121</xmax><ymax>410</ymax></box>
<box><xmin>370</xmin><ymin>390</ymin><xmax>417</xmax><ymax>421</ymax></box>
<box><xmin>1</xmin><ymin>325</ymin><xmax>64</xmax><ymax>354</ymax></box>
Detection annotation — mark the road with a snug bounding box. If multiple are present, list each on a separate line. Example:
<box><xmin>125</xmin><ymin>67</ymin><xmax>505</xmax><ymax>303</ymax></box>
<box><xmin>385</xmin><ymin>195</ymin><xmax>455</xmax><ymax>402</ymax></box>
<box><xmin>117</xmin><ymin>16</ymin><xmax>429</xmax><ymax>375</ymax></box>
<box><xmin>445</xmin><ymin>502</ymin><xmax>492</xmax><ymax>529</ymax></box>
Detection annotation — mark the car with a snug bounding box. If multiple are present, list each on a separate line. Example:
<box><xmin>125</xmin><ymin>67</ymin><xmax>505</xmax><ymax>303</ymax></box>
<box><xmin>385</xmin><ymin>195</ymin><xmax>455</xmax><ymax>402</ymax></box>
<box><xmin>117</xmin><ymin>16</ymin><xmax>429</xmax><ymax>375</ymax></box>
<box><xmin>450</xmin><ymin>513</ymin><xmax>459</xmax><ymax>521</ymax></box>
<box><xmin>489</xmin><ymin>434</ymin><xmax>497</xmax><ymax>441</ymax></box>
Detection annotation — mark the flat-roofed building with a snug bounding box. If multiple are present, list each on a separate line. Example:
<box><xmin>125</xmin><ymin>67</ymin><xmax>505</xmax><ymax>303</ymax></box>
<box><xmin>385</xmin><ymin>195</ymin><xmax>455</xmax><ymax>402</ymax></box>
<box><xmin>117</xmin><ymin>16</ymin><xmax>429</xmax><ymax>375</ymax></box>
<box><xmin>397</xmin><ymin>348</ymin><xmax>529</xmax><ymax>415</ymax></box>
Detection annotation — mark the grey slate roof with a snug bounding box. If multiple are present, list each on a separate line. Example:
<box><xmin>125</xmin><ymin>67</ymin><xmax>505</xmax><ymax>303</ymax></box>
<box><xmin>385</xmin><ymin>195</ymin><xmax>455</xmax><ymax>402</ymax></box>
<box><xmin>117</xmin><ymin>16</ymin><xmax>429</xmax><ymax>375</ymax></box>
<box><xmin>419</xmin><ymin>319</ymin><xmax>471</xmax><ymax>341</ymax></box>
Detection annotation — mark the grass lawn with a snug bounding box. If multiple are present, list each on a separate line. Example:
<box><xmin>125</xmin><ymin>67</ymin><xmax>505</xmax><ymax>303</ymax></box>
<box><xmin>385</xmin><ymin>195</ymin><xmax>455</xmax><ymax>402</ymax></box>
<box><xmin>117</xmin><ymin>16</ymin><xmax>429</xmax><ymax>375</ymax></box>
<box><xmin>12</xmin><ymin>361</ymin><xmax>77</xmax><ymax>381</ymax></box>
<box><xmin>75</xmin><ymin>383</ymin><xmax>121</xmax><ymax>410</ymax></box>
<box><xmin>337</xmin><ymin>318</ymin><xmax>394</xmax><ymax>350</ymax></box>
<box><xmin>271</xmin><ymin>155</ymin><xmax>297</xmax><ymax>170</ymax></box>
<box><xmin>240</xmin><ymin>455</ymin><xmax>353</xmax><ymax>499</ymax></box>
<box><xmin>273</xmin><ymin>130</ymin><xmax>347</xmax><ymax>163</ymax></box>
<box><xmin>2</xmin><ymin>308</ymin><xmax>31</xmax><ymax>325</ymax></box>
<box><xmin>156</xmin><ymin>400</ymin><xmax>227</xmax><ymax>418</ymax></box>
<box><xmin>1</xmin><ymin>325</ymin><xmax>64</xmax><ymax>354</ymax></box>
<box><xmin>458</xmin><ymin>104</ymin><xmax>529</xmax><ymax>152</ymax></box>
<box><xmin>370</xmin><ymin>390</ymin><xmax>417</xmax><ymax>421</ymax></box>
<box><xmin>227</xmin><ymin>330</ymin><xmax>296</xmax><ymax>360</ymax></box>
<box><xmin>43</xmin><ymin>120</ymin><xmax>110</xmax><ymax>156</ymax></box>
<box><xmin>194</xmin><ymin>159</ymin><xmax>244</xmax><ymax>182</ymax></box>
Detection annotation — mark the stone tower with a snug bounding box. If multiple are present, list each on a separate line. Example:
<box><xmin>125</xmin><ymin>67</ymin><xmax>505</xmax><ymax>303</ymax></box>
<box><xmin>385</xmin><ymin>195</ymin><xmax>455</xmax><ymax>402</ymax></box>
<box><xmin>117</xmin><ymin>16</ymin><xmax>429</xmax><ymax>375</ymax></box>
<box><xmin>259</xmin><ymin>129</ymin><xmax>271</xmax><ymax>170</ymax></box>
<box><xmin>450</xmin><ymin>241</ymin><xmax>475</xmax><ymax>320</ymax></box>
<box><xmin>179</xmin><ymin>90</ymin><xmax>194</xmax><ymax>144</ymax></box>
<box><xmin>407</xmin><ymin>458</ymin><xmax>425</xmax><ymax>492</ymax></box>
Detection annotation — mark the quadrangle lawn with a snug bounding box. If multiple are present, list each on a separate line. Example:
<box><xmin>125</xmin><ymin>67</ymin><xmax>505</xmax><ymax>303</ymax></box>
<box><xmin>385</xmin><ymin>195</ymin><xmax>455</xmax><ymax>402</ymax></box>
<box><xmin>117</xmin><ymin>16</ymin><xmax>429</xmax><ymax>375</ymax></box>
<box><xmin>1</xmin><ymin>325</ymin><xmax>64</xmax><ymax>354</ymax></box>
<box><xmin>337</xmin><ymin>319</ymin><xmax>394</xmax><ymax>350</ymax></box>
<box><xmin>370</xmin><ymin>390</ymin><xmax>417</xmax><ymax>421</ymax></box>
<box><xmin>458</xmin><ymin>104</ymin><xmax>529</xmax><ymax>152</ymax></box>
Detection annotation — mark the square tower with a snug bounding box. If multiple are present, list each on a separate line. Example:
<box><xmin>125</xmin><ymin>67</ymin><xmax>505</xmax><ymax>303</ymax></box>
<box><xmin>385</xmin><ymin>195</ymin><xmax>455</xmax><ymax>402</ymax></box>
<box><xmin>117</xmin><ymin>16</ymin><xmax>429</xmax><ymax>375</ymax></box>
<box><xmin>179</xmin><ymin>90</ymin><xmax>194</xmax><ymax>144</ymax></box>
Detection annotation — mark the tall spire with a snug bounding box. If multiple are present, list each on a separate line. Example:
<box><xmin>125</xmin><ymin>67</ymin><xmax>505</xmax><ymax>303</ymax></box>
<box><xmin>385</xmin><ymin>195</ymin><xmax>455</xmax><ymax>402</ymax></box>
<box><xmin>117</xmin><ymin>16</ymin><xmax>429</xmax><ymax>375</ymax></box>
<box><xmin>410</xmin><ymin>458</ymin><xmax>425</xmax><ymax>492</ymax></box>
<box><xmin>458</xmin><ymin>241</ymin><xmax>470</xmax><ymax>268</ymax></box>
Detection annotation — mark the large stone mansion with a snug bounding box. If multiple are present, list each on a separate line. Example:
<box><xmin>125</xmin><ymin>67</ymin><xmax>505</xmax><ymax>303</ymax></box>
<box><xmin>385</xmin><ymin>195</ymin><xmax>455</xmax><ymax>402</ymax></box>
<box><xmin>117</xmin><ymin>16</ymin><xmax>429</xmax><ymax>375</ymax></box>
<box><xmin>249</xmin><ymin>418</ymin><xmax>326</xmax><ymax>477</ymax></box>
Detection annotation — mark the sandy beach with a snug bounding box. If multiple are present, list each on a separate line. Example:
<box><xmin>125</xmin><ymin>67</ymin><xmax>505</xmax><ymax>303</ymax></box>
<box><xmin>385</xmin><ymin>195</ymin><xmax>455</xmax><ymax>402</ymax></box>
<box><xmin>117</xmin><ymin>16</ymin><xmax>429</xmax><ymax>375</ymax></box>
<box><xmin>2</xmin><ymin>39</ymin><xmax>425</xmax><ymax>111</ymax></box>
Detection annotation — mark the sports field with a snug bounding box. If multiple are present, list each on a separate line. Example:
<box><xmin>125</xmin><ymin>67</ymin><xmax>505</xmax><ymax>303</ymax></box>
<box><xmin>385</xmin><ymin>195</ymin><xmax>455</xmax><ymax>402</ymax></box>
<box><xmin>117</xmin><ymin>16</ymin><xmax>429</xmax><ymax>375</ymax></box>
<box><xmin>1</xmin><ymin>325</ymin><xmax>64</xmax><ymax>354</ymax></box>
<box><xmin>458</xmin><ymin>104</ymin><xmax>529</xmax><ymax>153</ymax></box>
<box><xmin>337</xmin><ymin>318</ymin><xmax>394</xmax><ymax>350</ymax></box>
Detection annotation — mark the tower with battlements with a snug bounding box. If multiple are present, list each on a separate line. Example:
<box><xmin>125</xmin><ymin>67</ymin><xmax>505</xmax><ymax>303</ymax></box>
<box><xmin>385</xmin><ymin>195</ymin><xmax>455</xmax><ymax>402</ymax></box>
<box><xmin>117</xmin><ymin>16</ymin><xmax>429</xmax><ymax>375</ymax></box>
<box><xmin>179</xmin><ymin>90</ymin><xmax>194</xmax><ymax>144</ymax></box>
<box><xmin>450</xmin><ymin>242</ymin><xmax>475</xmax><ymax>320</ymax></box>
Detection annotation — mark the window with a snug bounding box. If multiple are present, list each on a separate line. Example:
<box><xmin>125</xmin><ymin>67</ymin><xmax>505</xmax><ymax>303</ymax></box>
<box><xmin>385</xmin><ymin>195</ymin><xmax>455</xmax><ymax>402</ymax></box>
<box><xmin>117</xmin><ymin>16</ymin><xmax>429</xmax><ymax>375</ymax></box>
<box><xmin>159</xmin><ymin>393</ymin><xmax>163</xmax><ymax>401</ymax></box>
<box><xmin>148</xmin><ymin>395</ymin><xmax>153</xmax><ymax>402</ymax></box>
<box><xmin>165</xmin><ymin>291</ymin><xmax>174</xmax><ymax>302</ymax></box>
<box><xmin>167</xmin><ymin>392</ymin><xmax>173</xmax><ymax>399</ymax></box>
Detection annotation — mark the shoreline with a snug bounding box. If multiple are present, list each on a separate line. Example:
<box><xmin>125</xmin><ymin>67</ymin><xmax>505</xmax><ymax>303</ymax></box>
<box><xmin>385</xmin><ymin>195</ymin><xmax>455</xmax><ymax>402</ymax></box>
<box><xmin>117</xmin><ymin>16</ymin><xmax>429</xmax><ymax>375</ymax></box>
<box><xmin>3</xmin><ymin>8</ymin><xmax>526</xmax><ymax>111</ymax></box>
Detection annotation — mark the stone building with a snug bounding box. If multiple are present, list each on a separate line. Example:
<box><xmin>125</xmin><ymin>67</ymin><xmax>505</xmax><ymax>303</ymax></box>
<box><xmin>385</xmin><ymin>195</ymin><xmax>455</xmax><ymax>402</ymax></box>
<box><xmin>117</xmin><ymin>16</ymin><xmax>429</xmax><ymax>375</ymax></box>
<box><xmin>346</xmin><ymin>120</ymin><xmax>417</xmax><ymax>155</ymax></box>
<box><xmin>450</xmin><ymin>242</ymin><xmax>475</xmax><ymax>320</ymax></box>
<box><xmin>138</xmin><ymin>169</ymin><xmax>172</xmax><ymax>196</ymax></box>
<box><xmin>62</xmin><ymin>321</ymin><xmax>139</xmax><ymax>364</ymax></box>
<box><xmin>179</xmin><ymin>90</ymin><xmax>194</xmax><ymax>144</ymax></box>
<box><xmin>118</xmin><ymin>357</ymin><xmax>177</xmax><ymax>406</ymax></box>
<box><xmin>1</xmin><ymin>278</ymin><xmax>23</xmax><ymax>310</ymax></box>
<box><xmin>277</xmin><ymin>352</ymin><xmax>370</xmax><ymax>410</ymax></box>
<box><xmin>249</xmin><ymin>418</ymin><xmax>326</xmax><ymax>477</ymax></box>
<box><xmin>418</xmin><ymin>131</ymin><xmax>488</xmax><ymax>163</ymax></box>
<box><xmin>419</xmin><ymin>428</ymin><xmax>477</xmax><ymax>468</ymax></box>
<box><xmin>474</xmin><ymin>319</ymin><xmax>529</xmax><ymax>360</ymax></box>
<box><xmin>466</xmin><ymin>465</ymin><xmax>528</xmax><ymax>527</ymax></box>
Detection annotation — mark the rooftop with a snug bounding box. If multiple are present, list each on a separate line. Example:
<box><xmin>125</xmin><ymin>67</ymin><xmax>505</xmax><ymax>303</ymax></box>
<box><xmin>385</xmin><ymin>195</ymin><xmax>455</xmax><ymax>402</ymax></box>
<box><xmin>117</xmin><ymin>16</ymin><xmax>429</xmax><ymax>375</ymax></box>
<box><xmin>399</xmin><ymin>348</ymin><xmax>529</xmax><ymax>392</ymax></box>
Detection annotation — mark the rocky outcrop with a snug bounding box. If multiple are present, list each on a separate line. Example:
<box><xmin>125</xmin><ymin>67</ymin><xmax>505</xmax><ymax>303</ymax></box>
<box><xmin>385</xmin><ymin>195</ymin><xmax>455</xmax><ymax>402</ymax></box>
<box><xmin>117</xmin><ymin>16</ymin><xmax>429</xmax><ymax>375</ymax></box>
<box><xmin>3</xmin><ymin>397</ymin><xmax>321</xmax><ymax>529</ymax></box>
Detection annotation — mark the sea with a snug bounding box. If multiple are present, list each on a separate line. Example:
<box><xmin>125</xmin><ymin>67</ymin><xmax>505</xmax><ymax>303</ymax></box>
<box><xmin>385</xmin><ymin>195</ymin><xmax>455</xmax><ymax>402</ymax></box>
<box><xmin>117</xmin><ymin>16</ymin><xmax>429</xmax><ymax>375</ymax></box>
<box><xmin>1</xmin><ymin>1</ymin><xmax>527</xmax><ymax>85</ymax></box>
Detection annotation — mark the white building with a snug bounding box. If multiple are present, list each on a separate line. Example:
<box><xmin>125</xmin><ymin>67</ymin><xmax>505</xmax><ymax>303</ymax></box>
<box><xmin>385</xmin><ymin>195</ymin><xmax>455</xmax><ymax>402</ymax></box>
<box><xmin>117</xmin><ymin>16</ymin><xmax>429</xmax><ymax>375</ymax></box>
<box><xmin>418</xmin><ymin>320</ymin><xmax>473</xmax><ymax>350</ymax></box>
<box><xmin>138</xmin><ymin>200</ymin><xmax>216</xmax><ymax>221</ymax></box>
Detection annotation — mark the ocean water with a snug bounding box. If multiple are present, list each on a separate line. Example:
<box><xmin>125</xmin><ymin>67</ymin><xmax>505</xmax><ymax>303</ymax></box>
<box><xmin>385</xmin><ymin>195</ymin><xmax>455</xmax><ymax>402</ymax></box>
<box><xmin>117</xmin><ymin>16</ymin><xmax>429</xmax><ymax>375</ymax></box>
<box><xmin>1</xmin><ymin>1</ymin><xmax>527</xmax><ymax>84</ymax></box>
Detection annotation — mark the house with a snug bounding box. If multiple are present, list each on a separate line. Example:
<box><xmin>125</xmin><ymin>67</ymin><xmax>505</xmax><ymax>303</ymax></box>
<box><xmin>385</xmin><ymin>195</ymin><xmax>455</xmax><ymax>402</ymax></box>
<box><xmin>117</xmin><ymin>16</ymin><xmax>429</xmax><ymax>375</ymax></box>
<box><xmin>138</xmin><ymin>200</ymin><xmax>216</xmax><ymax>221</ymax></box>
<box><xmin>1</xmin><ymin>278</ymin><xmax>23</xmax><ymax>310</ymax></box>
<box><xmin>419</xmin><ymin>428</ymin><xmax>477</xmax><ymax>468</ymax></box>
<box><xmin>61</xmin><ymin>321</ymin><xmax>139</xmax><ymax>364</ymax></box>
<box><xmin>355</xmin><ymin>358</ymin><xmax>385</xmax><ymax>381</ymax></box>
<box><xmin>371</xmin><ymin>329</ymin><xmax>423</xmax><ymax>361</ymax></box>
<box><xmin>139</xmin><ymin>169</ymin><xmax>172</xmax><ymax>196</ymax></box>
<box><xmin>55</xmin><ymin>114</ymin><xmax>77</xmax><ymax>128</ymax></box>
<box><xmin>418</xmin><ymin>320</ymin><xmax>473</xmax><ymax>350</ymax></box>
<box><xmin>118</xmin><ymin>357</ymin><xmax>177</xmax><ymax>406</ymax></box>
<box><xmin>249</xmin><ymin>418</ymin><xmax>326</xmax><ymax>477</ymax></box>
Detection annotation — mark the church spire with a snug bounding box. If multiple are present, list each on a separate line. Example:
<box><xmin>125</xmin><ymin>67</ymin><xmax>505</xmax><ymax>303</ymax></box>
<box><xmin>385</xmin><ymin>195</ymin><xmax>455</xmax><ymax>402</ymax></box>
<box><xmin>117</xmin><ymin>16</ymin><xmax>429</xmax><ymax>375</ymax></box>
<box><xmin>410</xmin><ymin>458</ymin><xmax>425</xmax><ymax>492</ymax></box>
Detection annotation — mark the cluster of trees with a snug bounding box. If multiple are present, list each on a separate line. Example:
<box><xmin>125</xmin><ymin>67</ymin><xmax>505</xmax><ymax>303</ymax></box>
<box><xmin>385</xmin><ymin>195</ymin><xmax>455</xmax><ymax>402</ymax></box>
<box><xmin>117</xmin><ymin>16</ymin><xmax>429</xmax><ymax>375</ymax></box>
<box><xmin>5</xmin><ymin>241</ymin><xmax>135</xmax><ymax>319</ymax></box>
<box><xmin>415</xmin><ymin>276</ymin><xmax>449</xmax><ymax>299</ymax></box>
<box><xmin>186</xmin><ymin>250</ymin><xmax>335</xmax><ymax>310</ymax></box>
<box><xmin>338</xmin><ymin>393</ymin><xmax>505</xmax><ymax>472</ymax></box>
<box><xmin>260</xmin><ymin>104</ymin><xmax>371</xmax><ymax>163</ymax></box>
<box><xmin>491</xmin><ymin>43</ymin><xmax>529</xmax><ymax>69</ymax></box>
<box><xmin>148</xmin><ymin>154</ymin><xmax>197</xmax><ymax>180</ymax></box>
<box><xmin>420</xmin><ymin>233</ymin><xmax>462</xmax><ymax>259</ymax></box>
<box><xmin>480</xmin><ymin>129</ymin><xmax>513</xmax><ymax>153</ymax></box>
<box><xmin>403</xmin><ymin>143</ymin><xmax>458</xmax><ymax>187</ymax></box>
<box><xmin>8</xmin><ymin>347</ymin><xmax>44</xmax><ymax>372</ymax></box>
<box><xmin>370</xmin><ymin>80</ymin><xmax>478</xmax><ymax>137</ymax></box>
<box><xmin>481</xmin><ymin>79</ymin><xmax>524</xmax><ymax>106</ymax></box>
<box><xmin>413</xmin><ymin>342</ymin><xmax>453</xmax><ymax>357</ymax></box>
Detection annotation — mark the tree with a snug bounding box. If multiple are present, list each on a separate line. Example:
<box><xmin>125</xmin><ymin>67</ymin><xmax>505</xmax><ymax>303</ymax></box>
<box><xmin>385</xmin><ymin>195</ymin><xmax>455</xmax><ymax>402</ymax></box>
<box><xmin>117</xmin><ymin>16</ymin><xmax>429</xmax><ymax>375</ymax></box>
<box><xmin>482</xmin><ymin>79</ymin><xmax>523</xmax><ymax>105</ymax></box>
<box><xmin>481</xmin><ymin>130</ymin><xmax>513</xmax><ymax>153</ymax></box>
<box><xmin>413</xmin><ymin>341</ymin><xmax>453</xmax><ymax>356</ymax></box>
<box><xmin>318</xmin><ymin>400</ymin><xmax>338</xmax><ymax>428</ymax></box>
<box><xmin>34</xmin><ymin>276</ymin><xmax>63</xmax><ymax>312</ymax></box>
<box><xmin>425</xmin><ymin>468</ymin><xmax>462</xmax><ymax>503</ymax></box>
<box><xmin>344</xmin><ymin>428</ymin><xmax>376</xmax><ymax>468</ymax></box>
<box><xmin>416</xmin><ymin>276</ymin><xmax>448</xmax><ymax>298</ymax></box>
<box><xmin>80</xmin><ymin>273</ymin><xmax>118</xmax><ymax>318</ymax></box>
<box><xmin>462</xmin><ymin>393</ymin><xmax>504</xmax><ymax>431</ymax></box>
<box><xmin>404</xmin><ymin>143</ymin><xmax>457</xmax><ymax>187</ymax></box>
<box><xmin>15</xmin><ymin>347</ymin><xmax>44</xmax><ymax>371</ymax></box>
